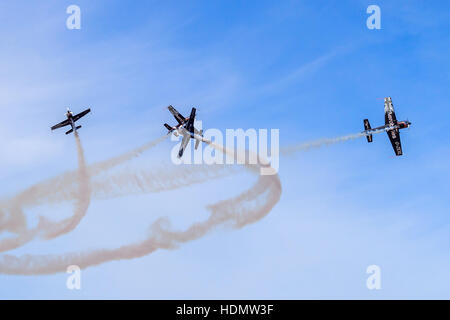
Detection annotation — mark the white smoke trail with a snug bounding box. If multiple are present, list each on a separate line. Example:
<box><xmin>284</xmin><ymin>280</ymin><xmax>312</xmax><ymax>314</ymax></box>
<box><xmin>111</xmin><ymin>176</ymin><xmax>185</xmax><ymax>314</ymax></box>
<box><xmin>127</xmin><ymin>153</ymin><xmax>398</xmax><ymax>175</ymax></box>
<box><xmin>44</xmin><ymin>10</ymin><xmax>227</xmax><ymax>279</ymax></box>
<box><xmin>0</xmin><ymin>125</ymin><xmax>382</xmax><ymax>274</ymax></box>
<box><xmin>0</xmin><ymin>133</ymin><xmax>91</xmax><ymax>251</ymax></box>
<box><xmin>41</xmin><ymin>132</ymin><xmax>91</xmax><ymax>239</ymax></box>
<box><xmin>0</xmin><ymin>135</ymin><xmax>168</xmax><ymax>235</ymax></box>
<box><xmin>0</xmin><ymin>165</ymin><xmax>238</xmax><ymax>254</ymax></box>
<box><xmin>90</xmin><ymin>164</ymin><xmax>237</xmax><ymax>200</ymax></box>
<box><xmin>280</xmin><ymin>130</ymin><xmax>385</xmax><ymax>155</ymax></box>
<box><xmin>0</xmin><ymin>169</ymin><xmax>280</xmax><ymax>275</ymax></box>
<box><xmin>88</xmin><ymin>134</ymin><xmax>169</xmax><ymax>176</ymax></box>
<box><xmin>0</xmin><ymin>137</ymin><xmax>281</xmax><ymax>275</ymax></box>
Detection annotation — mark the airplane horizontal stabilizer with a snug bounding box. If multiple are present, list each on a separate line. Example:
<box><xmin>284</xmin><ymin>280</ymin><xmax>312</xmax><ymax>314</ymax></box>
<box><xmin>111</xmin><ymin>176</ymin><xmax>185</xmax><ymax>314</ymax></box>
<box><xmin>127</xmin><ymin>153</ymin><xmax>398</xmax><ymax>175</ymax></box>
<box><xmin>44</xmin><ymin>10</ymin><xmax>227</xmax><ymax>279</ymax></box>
<box><xmin>164</xmin><ymin>123</ymin><xmax>174</xmax><ymax>133</ymax></box>
<box><xmin>65</xmin><ymin>129</ymin><xmax>74</xmax><ymax>135</ymax></box>
<box><xmin>363</xmin><ymin>119</ymin><xmax>373</xmax><ymax>143</ymax></box>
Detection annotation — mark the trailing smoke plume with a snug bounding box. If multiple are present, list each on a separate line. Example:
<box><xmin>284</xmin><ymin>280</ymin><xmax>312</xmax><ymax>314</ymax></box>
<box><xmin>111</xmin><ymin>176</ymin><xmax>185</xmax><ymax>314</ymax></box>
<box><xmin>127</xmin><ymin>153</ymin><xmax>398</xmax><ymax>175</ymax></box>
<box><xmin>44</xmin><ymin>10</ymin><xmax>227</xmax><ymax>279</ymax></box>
<box><xmin>0</xmin><ymin>135</ymin><xmax>169</xmax><ymax>232</ymax></box>
<box><xmin>42</xmin><ymin>133</ymin><xmax>91</xmax><ymax>239</ymax></box>
<box><xmin>0</xmin><ymin>128</ymin><xmax>374</xmax><ymax>275</ymax></box>
<box><xmin>0</xmin><ymin>133</ymin><xmax>91</xmax><ymax>251</ymax></box>
<box><xmin>0</xmin><ymin>135</ymin><xmax>281</xmax><ymax>274</ymax></box>
<box><xmin>280</xmin><ymin>130</ymin><xmax>384</xmax><ymax>155</ymax></box>
<box><xmin>0</xmin><ymin>170</ymin><xmax>280</xmax><ymax>275</ymax></box>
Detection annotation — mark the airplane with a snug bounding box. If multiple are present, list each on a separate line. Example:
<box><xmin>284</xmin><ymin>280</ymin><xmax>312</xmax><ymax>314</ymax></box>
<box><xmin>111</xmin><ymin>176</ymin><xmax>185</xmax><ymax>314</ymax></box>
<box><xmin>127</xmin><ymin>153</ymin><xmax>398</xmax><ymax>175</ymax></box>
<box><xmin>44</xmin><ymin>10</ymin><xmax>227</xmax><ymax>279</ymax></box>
<box><xmin>164</xmin><ymin>105</ymin><xmax>204</xmax><ymax>158</ymax></box>
<box><xmin>51</xmin><ymin>107</ymin><xmax>91</xmax><ymax>135</ymax></box>
<box><xmin>362</xmin><ymin>97</ymin><xmax>411</xmax><ymax>156</ymax></box>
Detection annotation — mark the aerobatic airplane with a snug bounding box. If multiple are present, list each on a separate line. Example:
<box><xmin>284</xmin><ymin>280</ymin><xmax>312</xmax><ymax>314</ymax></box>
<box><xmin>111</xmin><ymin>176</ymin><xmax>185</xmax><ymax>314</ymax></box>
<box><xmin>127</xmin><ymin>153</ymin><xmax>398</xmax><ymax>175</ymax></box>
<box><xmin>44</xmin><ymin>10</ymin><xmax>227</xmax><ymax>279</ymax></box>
<box><xmin>51</xmin><ymin>108</ymin><xmax>91</xmax><ymax>135</ymax></box>
<box><xmin>362</xmin><ymin>97</ymin><xmax>411</xmax><ymax>156</ymax></box>
<box><xmin>164</xmin><ymin>105</ymin><xmax>204</xmax><ymax>158</ymax></box>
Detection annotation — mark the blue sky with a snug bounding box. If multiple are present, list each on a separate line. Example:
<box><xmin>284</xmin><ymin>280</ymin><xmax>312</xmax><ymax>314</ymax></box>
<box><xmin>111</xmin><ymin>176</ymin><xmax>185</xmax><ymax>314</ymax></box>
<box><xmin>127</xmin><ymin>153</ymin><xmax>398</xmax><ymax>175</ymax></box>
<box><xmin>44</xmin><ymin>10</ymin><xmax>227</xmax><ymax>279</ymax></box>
<box><xmin>0</xmin><ymin>0</ymin><xmax>449</xmax><ymax>299</ymax></box>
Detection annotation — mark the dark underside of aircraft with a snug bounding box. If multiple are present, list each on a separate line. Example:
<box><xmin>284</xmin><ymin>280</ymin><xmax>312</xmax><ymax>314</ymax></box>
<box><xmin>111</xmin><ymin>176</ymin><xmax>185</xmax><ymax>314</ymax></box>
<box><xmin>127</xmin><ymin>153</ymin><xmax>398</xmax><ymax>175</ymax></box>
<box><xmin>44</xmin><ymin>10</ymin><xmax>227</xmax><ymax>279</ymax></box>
<box><xmin>363</xmin><ymin>97</ymin><xmax>411</xmax><ymax>156</ymax></box>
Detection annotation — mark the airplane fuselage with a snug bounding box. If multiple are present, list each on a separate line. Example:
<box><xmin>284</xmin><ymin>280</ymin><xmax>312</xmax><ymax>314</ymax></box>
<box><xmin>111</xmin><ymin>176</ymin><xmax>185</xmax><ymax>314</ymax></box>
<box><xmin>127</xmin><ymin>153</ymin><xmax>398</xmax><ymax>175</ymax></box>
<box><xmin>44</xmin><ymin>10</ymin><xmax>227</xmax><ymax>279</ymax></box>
<box><xmin>172</xmin><ymin>117</ymin><xmax>196</xmax><ymax>137</ymax></box>
<box><xmin>177</xmin><ymin>125</ymin><xmax>200</xmax><ymax>140</ymax></box>
<box><xmin>65</xmin><ymin>111</ymin><xmax>77</xmax><ymax>132</ymax></box>
<box><xmin>172</xmin><ymin>124</ymin><xmax>184</xmax><ymax>137</ymax></box>
<box><xmin>364</xmin><ymin>120</ymin><xmax>410</xmax><ymax>135</ymax></box>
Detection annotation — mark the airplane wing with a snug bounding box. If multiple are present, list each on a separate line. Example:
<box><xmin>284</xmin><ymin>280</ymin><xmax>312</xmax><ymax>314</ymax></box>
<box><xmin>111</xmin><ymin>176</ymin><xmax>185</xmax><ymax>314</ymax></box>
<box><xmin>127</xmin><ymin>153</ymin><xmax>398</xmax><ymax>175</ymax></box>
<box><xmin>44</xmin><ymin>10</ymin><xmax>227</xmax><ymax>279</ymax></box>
<box><xmin>51</xmin><ymin>119</ymin><xmax>70</xmax><ymax>130</ymax></box>
<box><xmin>185</xmin><ymin>108</ymin><xmax>196</xmax><ymax>133</ymax></box>
<box><xmin>384</xmin><ymin>98</ymin><xmax>398</xmax><ymax>127</ymax></box>
<box><xmin>387</xmin><ymin>129</ymin><xmax>403</xmax><ymax>156</ymax></box>
<box><xmin>73</xmin><ymin>108</ymin><xmax>91</xmax><ymax>122</ymax></box>
<box><xmin>178</xmin><ymin>133</ymin><xmax>190</xmax><ymax>158</ymax></box>
<box><xmin>168</xmin><ymin>105</ymin><xmax>186</xmax><ymax>125</ymax></box>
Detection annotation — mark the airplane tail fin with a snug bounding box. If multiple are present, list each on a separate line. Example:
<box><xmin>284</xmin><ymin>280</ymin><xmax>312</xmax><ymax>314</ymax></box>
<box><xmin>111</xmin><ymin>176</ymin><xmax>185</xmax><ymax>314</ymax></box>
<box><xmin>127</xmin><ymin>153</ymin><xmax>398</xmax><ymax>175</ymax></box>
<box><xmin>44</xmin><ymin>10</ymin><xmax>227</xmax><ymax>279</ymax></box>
<box><xmin>363</xmin><ymin>119</ymin><xmax>373</xmax><ymax>143</ymax></box>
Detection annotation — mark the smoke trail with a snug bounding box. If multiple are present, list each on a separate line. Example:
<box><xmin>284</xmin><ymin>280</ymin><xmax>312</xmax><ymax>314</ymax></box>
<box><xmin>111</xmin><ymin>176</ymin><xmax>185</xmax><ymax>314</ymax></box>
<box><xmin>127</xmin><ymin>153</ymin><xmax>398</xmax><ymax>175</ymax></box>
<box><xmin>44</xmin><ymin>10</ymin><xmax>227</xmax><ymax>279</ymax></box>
<box><xmin>0</xmin><ymin>164</ymin><xmax>238</xmax><ymax>253</ymax></box>
<box><xmin>0</xmin><ymin>168</ymin><xmax>280</xmax><ymax>275</ymax></box>
<box><xmin>88</xmin><ymin>134</ymin><xmax>169</xmax><ymax>176</ymax></box>
<box><xmin>0</xmin><ymin>229</ymin><xmax>39</xmax><ymax>253</ymax></box>
<box><xmin>41</xmin><ymin>133</ymin><xmax>91</xmax><ymax>239</ymax></box>
<box><xmin>0</xmin><ymin>133</ymin><xmax>91</xmax><ymax>251</ymax></box>
<box><xmin>280</xmin><ymin>130</ymin><xmax>384</xmax><ymax>155</ymax></box>
<box><xmin>90</xmin><ymin>164</ymin><xmax>238</xmax><ymax>200</ymax></box>
<box><xmin>0</xmin><ymin>135</ymin><xmax>168</xmax><ymax>235</ymax></box>
<box><xmin>0</xmin><ymin>126</ymin><xmax>377</xmax><ymax>274</ymax></box>
<box><xmin>0</xmin><ymin>137</ymin><xmax>281</xmax><ymax>275</ymax></box>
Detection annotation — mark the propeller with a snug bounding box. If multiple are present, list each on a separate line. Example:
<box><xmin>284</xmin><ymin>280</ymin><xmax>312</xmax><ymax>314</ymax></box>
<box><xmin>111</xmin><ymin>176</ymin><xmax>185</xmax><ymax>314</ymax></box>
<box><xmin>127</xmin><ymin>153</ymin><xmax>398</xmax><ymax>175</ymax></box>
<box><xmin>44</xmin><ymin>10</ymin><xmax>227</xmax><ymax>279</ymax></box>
<box><xmin>407</xmin><ymin>118</ymin><xmax>411</xmax><ymax>129</ymax></box>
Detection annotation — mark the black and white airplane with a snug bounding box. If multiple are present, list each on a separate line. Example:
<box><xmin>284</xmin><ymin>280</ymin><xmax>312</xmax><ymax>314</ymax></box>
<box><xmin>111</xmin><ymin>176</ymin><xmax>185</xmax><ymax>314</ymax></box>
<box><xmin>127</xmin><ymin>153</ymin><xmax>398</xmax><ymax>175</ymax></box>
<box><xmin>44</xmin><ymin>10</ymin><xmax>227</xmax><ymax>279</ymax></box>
<box><xmin>362</xmin><ymin>97</ymin><xmax>411</xmax><ymax>156</ymax></box>
<box><xmin>164</xmin><ymin>105</ymin><xmax>204</xmax><ymax>158</ymax></box>
<box><xmin>51</xmin><ymin>108</ymin><xmax>91</xmax><ymax>135</ymax></box>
